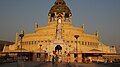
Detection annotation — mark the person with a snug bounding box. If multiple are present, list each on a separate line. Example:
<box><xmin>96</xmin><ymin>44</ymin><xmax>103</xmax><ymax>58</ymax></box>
<box><xmin>58</xmin><ymin>56</ymin><xmax>62</xmax><ymax>63</ymax></box>
<box><xmin>55</xmin><ymin>55</ymin><xmax>59</xmax><ymax>62</ymax></box>
<box><xmin>82</xmin><ymin>58</ymin><xmax>85</xmax><ymax>63</ymax></box>
<box><xmin>74</xmin><ymin>57</ymin><xmax>78</xmax><ymax>62</ymax></box>
<box><xmin>52</xmin><ymin>55</ymin><xmax>58</xmax><ymax>67</ymax></box>
<box><xmin>52</xmin><ymin>56</ymin><xmax>55</xmax><ymax>64</ymax></box>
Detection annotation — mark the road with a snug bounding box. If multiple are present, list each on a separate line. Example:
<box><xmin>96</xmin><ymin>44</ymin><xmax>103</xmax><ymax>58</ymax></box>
<box><xmin>0</xmin><ymin>62</ymin><xmax>120</xmax><ymax>67</ymax></box>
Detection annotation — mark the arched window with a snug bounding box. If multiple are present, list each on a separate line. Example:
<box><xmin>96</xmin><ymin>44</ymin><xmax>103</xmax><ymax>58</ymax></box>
<box><xmin>65</xmin><ymin>13</ymin><xmax>69</xmax><ymax>18</ymax></box>
<box><xmin>51</xmin><ymin>13</ymin><xmax>55</xmax><ymax>17</ymax></box>
<box><xmin>35</xmin><ymin>41</ymin><xmax>36</xmax><ymax>44</ymax></box>
<box><xmin>82</xmin><ymin>41</ymin><xmax>84</xmax><ymax>45</ymax></box>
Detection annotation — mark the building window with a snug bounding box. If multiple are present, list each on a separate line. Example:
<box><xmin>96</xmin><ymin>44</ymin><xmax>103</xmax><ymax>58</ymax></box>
<box><xmin>45</xmin><ymin>40</ymin><xmax>47</xmax><ymax>43</ymax></box>
<box><xmin>35</xmin><ymin>41</ymin><xmax>36</xmax><ymax>44</ymax></box>
<box><xmin>90</xmin><ymin>42</ymin><xmax>92</xmax><ymax>45</ymax></box>
<box><xmin>75</xmin><ymin>41</ymin><xmax>77</xmax><ymax>43</ymax></box>
<box><xmin>27</xmin><ymin>42</ymin><xmax>29</xmax><ymax>45</ymax></box>
<box><xmin>32</xmin><ymin>41</ymin><xmax>33</xmax><ymax>44</ymax></box>
<box><xmin>48</xmin><ymin>40</ymin><xmax>51</xmax><ymax>42</ymax></box>
<box><xmin>79</xmin><ymin>41</ymin><xmax>81</xmax><ymax>44</ymax></box>
<box><xmin>27</xmin><ymin>41</ymin><xmax>28</xmax><ymax>44</ymax></box>
<box><xmin>27</xmin><ymin>42</ymin><xmax>28</xmax><ymax>45</ymax></box>
<box><xmin>85</xmin><ymin>42</ymin><xmax>87</xmax><ymax>45</ymax></box>
<box><xmin>71</xmin><ymin>41</ymin><xmax>73</xmax><ymax>43</ymax></box>
<box><xmin>67</xmin><ymin>41</ymin><xmax>69</xmax><ymax>43</ymax></box>
<box><xmin>74</xmin><ymin>54</ymin><xmax>78</xmax><ymax>58</ymax></box>
<box><xmin>28</xmin><ymin>41</ymin><xmax>29</xmax><ymax>45</ymax></box>
<box><xmin>30</xmin><ymin>41</ymin><xmax>32</xmax><ymax>44</ymax></box>
<box><xmin>88</xmin><ymin>42</ymin><xmax>90</xmax><ymax>45</ymax></box>
<box><xmin>82</xmin><ymin>41</ymin><xmax>84</xmax><ymax>45</ymax></box>
<box><xmin>37</xmin><ymin>53</ymin><xmax>41</xmax><ymax>58</ymax></box>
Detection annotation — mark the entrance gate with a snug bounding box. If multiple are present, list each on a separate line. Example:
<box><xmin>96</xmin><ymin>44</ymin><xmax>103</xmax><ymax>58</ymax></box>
<box><xmin>55</xmin><ymin>45</ymin><xmax>62</xmax><ymax>54</ymax></box>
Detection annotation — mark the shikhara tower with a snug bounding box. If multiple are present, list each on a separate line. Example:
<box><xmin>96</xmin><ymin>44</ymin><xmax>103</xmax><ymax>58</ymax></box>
<box><xmin>48</xmin><ymin>0</ymin><xmax>72</xmax><ymax>40</ymax></box>
<box><xmin>2</xmin><ymin>0</ymin><xmax>116</xmax><ymax>62</ymax></box>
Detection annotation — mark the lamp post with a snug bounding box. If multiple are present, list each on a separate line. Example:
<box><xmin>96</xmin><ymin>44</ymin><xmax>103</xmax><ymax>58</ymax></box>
<box><xmin>74</xmin><ymin>35</ymin><xmax>79</xmax><ymax>62</ymax></box>
<box><xmin>74</xmin><ymin>35</ymin><xmax>79</xmax><ymax>53</ymax></box>
<box><xmin>18</xmin><ymin>30</ymin><xmax>24</xmax><ymax>67</ymax></box>
<box><xmin>19</xmin><ymin>30</ymin><xmax>24</xmax><ymax>60</ymax></box>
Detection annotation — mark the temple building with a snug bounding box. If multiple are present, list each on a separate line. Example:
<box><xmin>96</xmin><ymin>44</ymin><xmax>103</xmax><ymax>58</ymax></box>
<box><xmin>2</xmin><ymin>0</ymin><xmax>116</xmax><ymax>62</ymax></box>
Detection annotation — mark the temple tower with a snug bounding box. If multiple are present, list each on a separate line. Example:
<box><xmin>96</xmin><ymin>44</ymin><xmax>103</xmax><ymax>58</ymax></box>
<box><xmin>47</xmin><ymin>0</ymin><xmax>73</xmax><ymax>56</ymax></box>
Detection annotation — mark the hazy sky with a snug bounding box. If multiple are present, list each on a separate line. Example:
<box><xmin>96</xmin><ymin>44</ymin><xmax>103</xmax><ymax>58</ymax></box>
<box><xmin>0</xmin><ymin>0</ymin><xmax>120</xmax><ymax>45</ymax></box>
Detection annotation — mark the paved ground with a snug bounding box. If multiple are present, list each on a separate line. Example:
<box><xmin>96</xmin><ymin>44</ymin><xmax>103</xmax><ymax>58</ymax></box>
<box><xmin>0</xmin><ymin>62</ymin><xmax>120</xmax><ymax>67</ymax></box>
<box><xmin>42</xmin><ymin>62</ymin><xmax>120</xmax><ymax>67</ymax></box>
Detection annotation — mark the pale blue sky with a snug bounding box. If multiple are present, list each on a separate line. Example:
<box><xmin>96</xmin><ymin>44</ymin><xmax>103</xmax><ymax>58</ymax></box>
<box><xmin>0</xmin><ymin>0</ymin><xmax>120</xmax><ymax>45</ymax></box>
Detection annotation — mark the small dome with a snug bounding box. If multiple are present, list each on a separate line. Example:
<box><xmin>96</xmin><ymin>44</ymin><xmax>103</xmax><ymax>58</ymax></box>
<box><xmin>49</xmin><ymin>0</ymin><xmax>72</xmax><ymax>15</ymax></box>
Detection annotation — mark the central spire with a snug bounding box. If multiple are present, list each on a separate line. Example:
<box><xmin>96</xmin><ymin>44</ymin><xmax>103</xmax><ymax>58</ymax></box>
<box><xmin>48</xmin><ymin>0</ymin><xmax>72</xmax><ymax>23</ymax></box>
<box><xmin>55</xmin><ymin>0</ymin><xmax>66</xmax><ymax>5</ymax></box>
<box><xmin>56</xmin><ymin>0</ymin><xmax>65</xmax><ymax>2</ymax></box>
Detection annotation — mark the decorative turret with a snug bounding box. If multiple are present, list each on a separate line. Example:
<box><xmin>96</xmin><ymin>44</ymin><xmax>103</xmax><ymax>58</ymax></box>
<box><xmin>48</xmin><ymin>0</ymin><xmax>72</xmax><ymax>23</ymax></box>
<box><xmin>81</xmin><ymin>24</ymin><xmax>84</xmax><ymax>29</ymax></box>
<box><xmin>35</xmin><ymin>22</ymin><xmax>39</xmax><ymax>29</ymax></box>
<box><xmin>95</xmin><ymin>31</ymin><xmax>99</xmax><ymax>37</ymax></box>
<box><xmin>34</xmin><ymin>17</ymin><xmax>39</xmax><ymax>30</ymax></box>
<box><xmin>15</xmin><ymin>32</ymin><xmax>19</xmax><ymax>45</ymax></box>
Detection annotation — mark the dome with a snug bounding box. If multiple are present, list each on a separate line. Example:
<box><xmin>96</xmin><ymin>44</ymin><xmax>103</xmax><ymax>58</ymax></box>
<box><xmin>49</xmin><ymin>0</ymin><xmax>72</xmax><ymax>15</ymax></box>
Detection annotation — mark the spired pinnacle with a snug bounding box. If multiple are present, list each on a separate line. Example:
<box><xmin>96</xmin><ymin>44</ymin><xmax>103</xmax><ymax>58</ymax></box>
<box><xmin>54</xmin><ymin>0</ymin><xmax>66</xmax><ymax>6</ymax></box>
<box><xmin>55</xmin><ymin>0</ymin><xmax>65</xmax><ymax>3</ymax></box>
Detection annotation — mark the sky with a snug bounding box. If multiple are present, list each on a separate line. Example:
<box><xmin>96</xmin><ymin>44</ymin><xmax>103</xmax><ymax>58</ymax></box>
<box><xmin>0</xmin><ymin>0</ymin><xmax>120</xmax><ymax>45</ymax></box>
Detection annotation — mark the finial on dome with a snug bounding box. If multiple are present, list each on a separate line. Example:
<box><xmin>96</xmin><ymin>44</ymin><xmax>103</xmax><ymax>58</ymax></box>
<box><xmin>15</xmin><ymin>32</ymin><xmax>19</xmax><ymax>44</ymax></box>
<box><xmin>35</xmin><ymin>22</ymin><xmax>39</xmax><ymax>28</ymax></box>
<box><xmin>95</xmin><ymin>31</ymin><xmax>99</xmax><ymax>37</ymax></box>
<box><xmin>81</xmin><ymin>24</ymin><xmax>84</xmax><ymax>29</ymax></box>
<box><xmin>34</xmin><ymin>17</ymin><xmax>40</xmax><ymax>29</ymax></box>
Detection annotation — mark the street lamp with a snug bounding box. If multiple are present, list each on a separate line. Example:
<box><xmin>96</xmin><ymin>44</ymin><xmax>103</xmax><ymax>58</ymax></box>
<box><xmin>19</xmin><ymin>30</ymin><xmax>24</xmax><ymax>60</ymax></box>
<box><xmin>74</xmin><ymin>35</ymin><xmax>79</xmax><ymax>53</ymax></box>
<box><xmin>74</xmin><ymin>35</ymin><xmax>79</xmax><ymax>62</ymax></box>
<box><xmin>18</xmin><ymin>30</ymin><xmax>24</xmax><ymax>67</ymax></box>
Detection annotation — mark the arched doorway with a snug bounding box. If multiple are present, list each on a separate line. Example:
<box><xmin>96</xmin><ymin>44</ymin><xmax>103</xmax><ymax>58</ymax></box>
<box><xmin>55</xmin><ymin>45</ymin><xmax>62</xmax><ymax>54</ymax></box>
